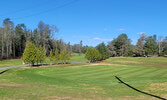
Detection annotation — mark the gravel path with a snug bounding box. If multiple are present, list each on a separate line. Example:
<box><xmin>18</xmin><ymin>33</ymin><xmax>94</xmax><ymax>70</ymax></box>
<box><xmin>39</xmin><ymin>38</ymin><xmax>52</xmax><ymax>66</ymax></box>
<box><xmin>0</xmin><ymin>65</ymin><xmax>28</xmax><ymax>70</ymax></box>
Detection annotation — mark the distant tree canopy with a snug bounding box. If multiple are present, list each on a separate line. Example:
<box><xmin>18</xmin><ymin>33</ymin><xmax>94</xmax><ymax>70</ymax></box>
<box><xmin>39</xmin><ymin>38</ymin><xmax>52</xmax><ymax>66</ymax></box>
<box><xmin>107</xmin><ymin>33</ymin><xmax>166</xmax><ymax>57</ymax></box>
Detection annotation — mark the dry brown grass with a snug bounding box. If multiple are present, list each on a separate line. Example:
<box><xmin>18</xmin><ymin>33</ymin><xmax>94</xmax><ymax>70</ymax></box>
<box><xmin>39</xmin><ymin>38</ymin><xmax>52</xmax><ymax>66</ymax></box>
<box><xmin>0</xmin><ymin>83</ymin><xmax>30</xmax><ymax>88</ymax></box>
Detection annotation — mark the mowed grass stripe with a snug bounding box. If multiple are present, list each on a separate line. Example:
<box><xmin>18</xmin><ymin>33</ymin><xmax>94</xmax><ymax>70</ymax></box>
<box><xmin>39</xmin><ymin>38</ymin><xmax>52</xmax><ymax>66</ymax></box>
<box><xmin>156</xmin><ymin>69</ymin><xmax>167</xmax><ymax>77</ymax></box>
<box><xmin>73</xmin><ymin>67</ymin><xmax>140</xmax><ymax>79</ymax></box>
<box><xmin>42</xmin><ymin>66</ymin><xmax>116</xmax><ymax>77</ymax></box>
<box><xmin>73</xmin><ymin>67</ymin><xmax>124</xmax><ymax>80</ymax></box>
<box><xmin>38</xmin><ymin>65</ymin><xmax>107</xmax><ymax>76</ymax></box>
<box><xmin>113</xmin><ymin>67</ymin><xmax>144</xmax><ymax>77</ymax></box>
<box><xmin>143</xmin><ymin>68</ymin><xmax>163</xmax><ymax>77</ymax></box>
<box><xmin>124</xmin><ymin>67</ymin><xmax>157</xmax><ymax>78</ymax></box>
<box><xmin>62</xmin><ymin>66</ymin><xmax>115</xmax><ymax>78</ymax></box>
<box><xmin>87</xmin><ymin>67</ymin><xmax>132</xmax><ymax>79</ymax></box>
<box><xmin>130</xmin><ymin>67</ymin><xmax>157</xmax><ymax>77</ymax></box>
<box><xmin>161</xmin><ymin>70</ymin><xmax>167</xmax><ymax>77</ymax></box>
<box><xmin>138</xmin><ymin>68</ymin><xmax>160</xmax><ymax>77</ymax></box>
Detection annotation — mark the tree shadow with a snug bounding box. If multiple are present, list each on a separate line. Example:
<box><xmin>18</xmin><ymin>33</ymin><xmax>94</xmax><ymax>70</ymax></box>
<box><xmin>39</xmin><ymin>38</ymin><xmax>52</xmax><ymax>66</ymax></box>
<box><xmin>115</xmin><ymin>76</ymin><xmax>166</xmax><ymax>100</ymax></box>
<box><xmin>0</xmin><ymin>69</ymin><xmax>9</xmax><ymax>75</ymax></box>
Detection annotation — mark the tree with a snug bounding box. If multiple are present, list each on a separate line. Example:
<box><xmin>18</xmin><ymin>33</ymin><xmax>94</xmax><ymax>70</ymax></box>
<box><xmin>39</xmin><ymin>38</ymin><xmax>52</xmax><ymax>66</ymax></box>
<box><xmin>79</xmin><ymin>40</ymin><xmax>82</xmax><ymax>56</ymax></box>
<box><xmin>85</xmin><ymin>47</ymin><xmax>101</xmax><ymax>63</ymax></box>
<box><xmin>59</xmin><ymin>49</ymin><xmax>70</xmax><ymax>64</ymax></box>
<box><xmin>2</xmin><ymin>18</ymin><xmax>14</xmax><ymax>59</ymax></box>
<box><xmin>161</xmin><ymin>36</ymin><xmax>167</xmax><ymax>55</ymax></box>
<box><xmin>114</xmin><ymin>33</ymin><xmax>130</xmax><ymax>56</ymax></box>
<box><xmin>144</xmin><ymin>36</ymin><xmax>158</xmax><ymax>56</ymax></box>
<box><xmin>54</xmin><ymin>48</ymin><xmax>59</xmax><ymax>64</ymax></box>
<box><xmin>96</xmin><ymin>42</ymin><xmax>110</xmax><ymax>60</ymax></box>
<box><xmin>107</xmin><ymin>39</ymin><xmax>117</xmax><ymax>57</ymax></box>
<box><xmin>157</xmin><ymin>36</ymin><xmax>165</xmax><ymax>56</ymax></box>
<box><xmin>67</xmin><ymin>42</ymin><xmax>72</xmax><ymax>56</ymax></box>
<box><xmin>134</xmin><ymin>33</ymin><xmax>146</xmax><ymax>57</ymax></box>
<box><xmin>22</xmin><ymin>42</ymin><xmax>37</xmax><ymax>66</ymax></box>
<box><xmin>37</xmin><ymin>46</ymin><xmax>46</xmax><ymax>65</ymax></box>
<box><xmin>49</xmin><ymin>50</ymin><xmax>54</xmax><ymax>64</ymax></box>
<box><xmin>15</xmin><ymin>24</ymin><xmax>27</xmax><ymax>57</ymax></box>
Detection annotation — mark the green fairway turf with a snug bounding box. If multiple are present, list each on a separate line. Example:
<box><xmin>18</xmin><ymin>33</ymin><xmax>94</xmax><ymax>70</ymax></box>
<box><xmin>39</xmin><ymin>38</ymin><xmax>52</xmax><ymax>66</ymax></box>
<box><xmin>0</xmin><ymin>59</ymin><xmax>23</xmax><ymax>68</ymax></box>
<box><xmin>0</xmin><ymin>57</ymin><xmax>167</xmax><ymax>100</ymax></box>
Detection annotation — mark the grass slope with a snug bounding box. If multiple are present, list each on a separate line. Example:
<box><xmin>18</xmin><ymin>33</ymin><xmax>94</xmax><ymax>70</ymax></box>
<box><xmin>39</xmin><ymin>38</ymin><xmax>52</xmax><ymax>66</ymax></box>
<box><xmin>0</xmin><ymin>57</ymin><xmax>166</xmax><ymax>99</ymax></box>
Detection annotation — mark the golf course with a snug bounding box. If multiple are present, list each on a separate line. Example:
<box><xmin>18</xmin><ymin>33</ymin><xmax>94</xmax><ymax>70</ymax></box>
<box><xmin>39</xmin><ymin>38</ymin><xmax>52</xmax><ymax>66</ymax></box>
<box><xmin>0</xmin><ymin>54</ymin><xmax>166</xmax><ymax>100</ymax></box>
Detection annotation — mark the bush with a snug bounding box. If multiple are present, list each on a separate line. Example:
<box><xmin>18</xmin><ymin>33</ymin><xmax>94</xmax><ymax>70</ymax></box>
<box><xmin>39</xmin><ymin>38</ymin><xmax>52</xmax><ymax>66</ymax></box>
<box><xmin>85</xmin><ymin>47</ymin><xmax>101</xmax><ymax>63</ymax></box>
<box><xmin>159</xmin><ymin>52</ymin><xmax>164</xmax><ymax>56</ymax></box>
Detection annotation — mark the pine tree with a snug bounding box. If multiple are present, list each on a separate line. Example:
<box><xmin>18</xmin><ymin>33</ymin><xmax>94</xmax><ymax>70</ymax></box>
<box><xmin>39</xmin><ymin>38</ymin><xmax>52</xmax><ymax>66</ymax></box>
<box><xmin>22</xmin><ymin>41</ymin><xmax>37</xmax><ymax>66</ymax></box>
<box><xmin>49</xmin><ymin>50</ymin><xmax>54</xmax><ymax>65</ymax></box>
<box><xmin>38</xmin><ymin>46</ymin><xmax>46</xmax><ymax>65</ymax></box>
<box><xmin>144</xmin><ymin>36</ymin><xmax>158</xmax><ymax>56</ymax></box>
<box><xmin>54</xmin><ymin>48</ymin><xmax>59</xmax><ymax>64</ymax></box>
<box><xmin>59</xmin><ymin>49</ymin><xmax>70</xmax><ymax>64</ymax></box>
<box><xmin>96</xmin><ymin>42</ymin><xmax>110</xmax><ymax>60</ymax></box>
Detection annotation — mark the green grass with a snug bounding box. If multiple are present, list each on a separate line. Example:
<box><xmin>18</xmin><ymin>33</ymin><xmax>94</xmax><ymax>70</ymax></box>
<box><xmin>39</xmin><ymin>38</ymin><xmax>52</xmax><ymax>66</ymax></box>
<box><xmin>0</xmin><ymin>59</ymin><xmax>23</xmax><ymax>68</ymax></box>
<box><xmin>0</xmin><ymin>53</ymin><xmax>86</xmax><ymax>68</ymax></box>
<box><xmin>70</xmin><ymin>53</ymin><xmax>87</xmax><ymax>62</ymax></box>
<box><xmin>0</xmin><ymin>57</ymin><xmax>167</xmax><ymax>99</ymax></box>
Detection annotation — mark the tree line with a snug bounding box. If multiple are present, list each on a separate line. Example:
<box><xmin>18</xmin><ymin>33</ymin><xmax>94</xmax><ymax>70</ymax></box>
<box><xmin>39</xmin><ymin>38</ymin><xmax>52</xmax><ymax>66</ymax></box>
<box><xmin>1</xmin><ymin>18</ymin><xmax>167</xmax><ymax>62</ymax></box>
<box><xmin>85</xmin><ymin>33</ymin><xmax>167</xmax><ymax>63</ymax></box>
<box><xmin>107</xmin><ymin>33</ymin><xmax>167</xmax><ymax>57</ymax></box>
<box><xmin>0</xmin><ymin>18</ymin><xmax>74</xmax><ymax>60</ymax></box>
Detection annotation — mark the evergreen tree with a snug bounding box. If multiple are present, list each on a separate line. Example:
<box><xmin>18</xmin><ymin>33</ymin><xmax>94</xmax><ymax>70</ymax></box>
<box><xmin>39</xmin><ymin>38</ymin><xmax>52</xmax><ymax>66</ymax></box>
<box><xmin>59</xmin><ymin>49</ymin><xmax>70</xmax><ymax>64</ymax></box>
<box><xmin>49</xmin><ymin>50</ymin><xmax>54</xmax><ymax>64</ymax></box>
<box><xmin>114</xmin><ymin>33</ymin><xmax>131</xmax><ymax>56</ymax></box>
<box><xmin>96</xmin><ymin>42</ymin><xmax>110</xmax><ymax>60</ymax></box>
<box><xmin>144</xmin><ymin>36</ymin><xmax>158</xmax><ymax>56</ymax></box>
<box><xmin>38</xmin><ymin>46</ymin><xmax>46</xmax><ymax>64</ymax></box>
<box><xmin>54</xmin><ymin>48</ymin><xmax>59</xmax><ymax>64</ymax></box>
<box><xmin>22</xmin><ymin>41</ymin><xmax>37</xmax><ymax>66</ymax></box>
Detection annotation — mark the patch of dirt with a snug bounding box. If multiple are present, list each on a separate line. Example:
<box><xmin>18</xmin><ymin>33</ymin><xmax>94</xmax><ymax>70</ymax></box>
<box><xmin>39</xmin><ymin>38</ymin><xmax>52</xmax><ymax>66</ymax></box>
<box><xmin>149</xmin><ymin>82</ymin><xmax>167</xmax><ymax>91</ymax></box>
<box><xmin>42</xmin><ymin>96</ymin><xmax>114</xmax><ymax>100</ymax></box>
<box><xmin>80</xmin><ymin>84</ymin><xmax>89</xmax><ymax>86</ymax></box>
<box><xmin>42</xmin><ymin>96</ymin><xmax>89</xmax><ymax>100</ymax></box>
<box><xmin>0</xmin><ymin>83</ymin><xmax>31</xmax><ymax>88</ymax></box>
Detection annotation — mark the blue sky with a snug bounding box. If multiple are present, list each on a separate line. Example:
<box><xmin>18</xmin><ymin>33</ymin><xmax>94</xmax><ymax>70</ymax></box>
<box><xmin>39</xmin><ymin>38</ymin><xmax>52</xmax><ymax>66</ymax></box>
<box><xmin>0</xmin><ymin>0</ymin><xmax>167</xmax><ymax>46</ymax></box>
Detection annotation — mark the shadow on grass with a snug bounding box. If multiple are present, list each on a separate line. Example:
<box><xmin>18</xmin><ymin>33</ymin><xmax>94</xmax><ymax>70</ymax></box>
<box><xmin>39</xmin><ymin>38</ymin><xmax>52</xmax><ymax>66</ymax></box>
<box><xmin>30</xmin><ymin>62</ymin><xmax>72</xmax><ymax>67</ymax></box>
<box><xmin>115</xmin><ymin>76</ymin><xmax>167</xmax><ymax>100</ymax></box>
<box><xmin>0</xmin><ymin>69</ymin><xmax>9</xmax><ymax>75</ymax></box>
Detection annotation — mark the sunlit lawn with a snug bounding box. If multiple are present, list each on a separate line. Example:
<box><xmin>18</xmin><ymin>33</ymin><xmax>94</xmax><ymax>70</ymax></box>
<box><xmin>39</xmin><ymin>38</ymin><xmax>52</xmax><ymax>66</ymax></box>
<box><xmin>0</xmin><ymin>57</ymin><xmax>167</xmax><ymax>99</ymax></box>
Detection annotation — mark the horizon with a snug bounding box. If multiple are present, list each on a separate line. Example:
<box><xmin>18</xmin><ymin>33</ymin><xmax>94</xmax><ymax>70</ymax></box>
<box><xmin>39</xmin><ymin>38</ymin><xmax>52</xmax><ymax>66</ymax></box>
<box><xmin>0</xmin><ymin>0</ymin><xmax>167</xmax><ymax>46</ymax></box>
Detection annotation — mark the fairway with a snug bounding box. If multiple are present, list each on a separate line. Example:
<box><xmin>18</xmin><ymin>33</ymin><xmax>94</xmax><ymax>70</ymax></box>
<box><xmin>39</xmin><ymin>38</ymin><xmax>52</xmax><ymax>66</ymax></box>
<box><xmin>0</xmin><ymin>57</ymin><xmax>167</xmax><ymax>100</ymax></box>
